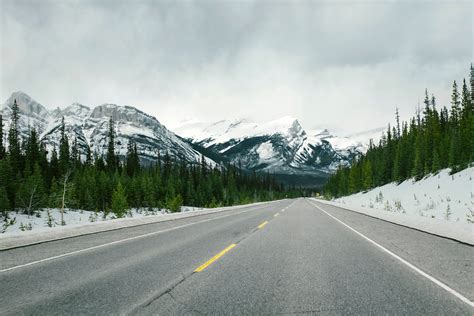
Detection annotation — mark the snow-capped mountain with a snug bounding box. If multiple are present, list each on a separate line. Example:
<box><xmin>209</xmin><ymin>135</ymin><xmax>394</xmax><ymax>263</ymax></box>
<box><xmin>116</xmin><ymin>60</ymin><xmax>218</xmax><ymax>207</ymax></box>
<box><xmin>174</xmin><ymin>118</ymin><xmax>383</xmax><ymax>185</ymax></box>
<box><xmin>1</xmin><ymin>91</ymin><xmax>384</xmax><ymax>186</ymax></box>
<box><xmin>1</xmin><ymin>92</ymin><xmax>214</xmax><ymax>165</ymax></box>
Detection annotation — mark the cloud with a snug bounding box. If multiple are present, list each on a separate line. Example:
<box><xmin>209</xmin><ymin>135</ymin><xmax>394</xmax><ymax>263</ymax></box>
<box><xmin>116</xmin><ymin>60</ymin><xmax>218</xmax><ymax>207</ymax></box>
<box><xmin>1</xmin><ymin>0</ymin><xmax>472</xmax><ymax>133</ymax></box>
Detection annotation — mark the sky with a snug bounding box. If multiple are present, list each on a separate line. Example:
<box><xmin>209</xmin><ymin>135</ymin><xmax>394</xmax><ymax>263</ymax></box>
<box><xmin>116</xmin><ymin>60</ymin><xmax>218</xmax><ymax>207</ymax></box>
<box><xmin>1</xmin><ymin>0</ymin><xmax>472</xmax><ymax>134</ymax></box>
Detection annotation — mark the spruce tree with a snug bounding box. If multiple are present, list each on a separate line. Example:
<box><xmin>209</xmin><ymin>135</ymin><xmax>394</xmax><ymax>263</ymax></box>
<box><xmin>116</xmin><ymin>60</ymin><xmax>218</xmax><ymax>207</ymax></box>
<box><xmin>471</xmin><ymin>63</ymin><xmax>474</xmax><ymax>105</ymax></box>
<box><xmin>25</xmin><ymin>128</ymin><xmax>40</xmax><ymax>172</ymax></box>
<box><xmin>362</xmin><ymin>160</ymin><xmax>373</xmax><ymax>190</ymax></box>
<box><xmin>111</xmin><ymin>182</ymin><xmax>128</xmax><ymax>217</ymax></box>
<box><xmin>59</xmin><ymin>117</ymin><xmax>70</xmax><ymax>174</ymax></box>
<box><xmin>8</xmin><ymin>99</ymin><xmax>22</xmax><ymax>175</ymax></box>
<box><xmin>0</xmin><ymin>186</ymin><xmax>10</xmax><ymax>220</ymax></box>
<box><xmin>0</xmin><ymin>114</ymin><xmax>4</xmax><ymax>160</ymax></box>
<box><xmin>17</xmin><ymin>163</ymin><xmax>45</xmax><ymax>215</ymax></box>
<box><xmin>106</xmin><ymin>117</ymin><xmax>117</xmax><ymax>172</ymax></box>
<box><xmin>431</xmin><ymin>149</ymin><xmax>440</xmax><ymax>173</ymax></box>
<box><xmin>450</xmin><ymin>80</ymin><xmax>461</xmax><ymax>123</ymax></box>
<box><xmin>50</xmin><ymin>146</ymin><xmax>60</xmax><ymax>181</ymax></box>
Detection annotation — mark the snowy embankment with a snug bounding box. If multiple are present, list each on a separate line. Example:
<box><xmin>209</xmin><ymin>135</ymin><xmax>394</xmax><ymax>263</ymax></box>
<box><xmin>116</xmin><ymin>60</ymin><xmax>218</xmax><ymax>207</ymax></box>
<box><xmin>319</xmin><ymin>167</ymin><xmax>473</xmax><ymax>244</ymax></box>
<box><xmin>1</xmin><ymin>207</ymin><xmax>204</xmax><ymax>235</ymax></box>
<box><xmin>0</xmin><ymin>201</ymin><xmax>274</xmax><ymax>250</ymax></box>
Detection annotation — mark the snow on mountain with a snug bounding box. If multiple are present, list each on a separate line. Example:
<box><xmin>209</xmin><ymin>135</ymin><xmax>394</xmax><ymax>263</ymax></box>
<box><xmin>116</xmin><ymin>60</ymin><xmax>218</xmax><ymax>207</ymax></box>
<box><xmin>174</xmin><ymin>117</ymin><xmax>380</xmax><ymax>181</ymax></box>
<box><xmin>1</xmin><ymin>91</ymin><xmax>52</xmax><ymax>138</ymax></box>
<box><xmin>1</xmin><ymin>92</ymin><xmax>214</xmax><ymax>165</ymax></box>
<box><xmin>175</xmin><ymin>116</ymin><xmax>303</xmax><ymax>146</ymax></box>
<box><xmin>1</xmin><ymin>91</ymin><xmax>385</xmax><ymax>186</ymax></box>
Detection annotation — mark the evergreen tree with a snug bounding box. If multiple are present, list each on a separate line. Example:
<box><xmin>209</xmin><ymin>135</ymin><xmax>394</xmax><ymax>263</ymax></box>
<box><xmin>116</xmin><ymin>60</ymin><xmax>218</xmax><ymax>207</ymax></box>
<box><xmin>25</xmin><ymin>128</ymin><xmax>40</xmax><ymax>173</ymax></box>
<box><xmin>431</xmin><ymin>149</ymin><xmax>440</xmax><ymax>173</ymax></box>
<box><xmin>0</xmin><ymin>159</ymin><xmax>14</xmax><ymax>212</ymax></box>
<box><xmin>362</xmin><ymin>160</ymin><xmax>373</xmax><ymax>190</ymax></box>
<box><xmin>450</xmin><ymin>80</ymin><xmax>461</xmax><ymax>122</ymax></box>
<box><xmin>50</xmin><ymin>146</ymin><xmax>60</xmax><ymax>182</ymax></box>
<box><xmin>0</xmin><ymin>186</ymin><xmax>10</xmax><ymax>220</ymax></box>
<box><xmin>17</xmin><ymin>163</ymin><xmax>45</xmax><ymax>215</ymax></box>
<box><xmin>126</xmin><ymin>140</ymin><xmax>140</xmax><ymax>177</ymax></box>
<box><xmin>8</xmin><ymin>99</ymin><xmax>22</xmax><ymax>175</ymax></box>
<box><xmin>0</xmin><ymin>114</ymin><xmax>4</xmax><ymax>160</ymax></box>
<box><xmin>111</xmin><ymin>182</ymin><xmax>128</xmax><ymax>217</ymax></box>
<box><xmin>106</xmin><ymin>117</ymin><xmax>117</xmax><ymax>172</ymax></box>
<box><xmin>59</xmin><ymin>117</ymin><xmax>70</xmax><ymax>174</ymax></box>
<box><xmin>471</xmin><ymin>63</ymin><xmax>474</xmax><ymax>105</ymax></box>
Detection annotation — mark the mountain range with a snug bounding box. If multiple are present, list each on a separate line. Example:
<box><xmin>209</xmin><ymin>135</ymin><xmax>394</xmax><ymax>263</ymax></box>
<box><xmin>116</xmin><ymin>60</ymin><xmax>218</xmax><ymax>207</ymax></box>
<box><xmin>1</xmin><ymin>92</ymin><xmax>383</xmax><ymax>187</ymax></box>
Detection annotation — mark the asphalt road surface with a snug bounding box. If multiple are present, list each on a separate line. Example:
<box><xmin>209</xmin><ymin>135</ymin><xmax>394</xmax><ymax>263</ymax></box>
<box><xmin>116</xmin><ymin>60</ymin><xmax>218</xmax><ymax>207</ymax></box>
<box><xmin>1</xmin><ymin>198</ymin><xmax>473</xmax><ymax>315</ymax></box>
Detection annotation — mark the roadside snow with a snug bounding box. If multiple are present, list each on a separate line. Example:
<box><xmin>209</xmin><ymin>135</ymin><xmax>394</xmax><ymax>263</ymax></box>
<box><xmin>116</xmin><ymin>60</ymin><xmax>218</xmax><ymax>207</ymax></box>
<box><xmin>333</xmin><ymin>167</ymin><xmax>473</xmax><ymax>223</ymax></box>
<box><xmin>317</xmin><ymin>167</ymin><xmax>474</xmax><ymax>244</ymax></box>
<box><xmin>1</xmin><ymin>206</ymin><xmax>205</xmax><ymax>235</ymax></box>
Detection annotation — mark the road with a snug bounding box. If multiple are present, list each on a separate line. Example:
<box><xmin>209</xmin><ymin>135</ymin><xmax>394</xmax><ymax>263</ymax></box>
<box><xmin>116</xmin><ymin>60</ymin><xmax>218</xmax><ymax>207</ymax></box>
<box><xmin>0</xmin><ymin>198</ymin><xmax>473</xmax><ymax>315</ymax></box>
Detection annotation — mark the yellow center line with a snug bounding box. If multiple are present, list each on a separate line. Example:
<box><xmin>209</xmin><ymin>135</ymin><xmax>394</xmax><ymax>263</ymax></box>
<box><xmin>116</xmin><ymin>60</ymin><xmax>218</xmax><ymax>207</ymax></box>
<box><xmin>274</xmin><ymin>213</ymin><xmax>279</xmax><ymax>217</ymax></box>
<box><xmin>194</xmin><ymin>244</ymin><xmax>236</xmax><ymax>272</ymax></box>
<box><xmin>258</xmin><ymin>221</ymin><xmax>269</xmax><ymax>229</ymax></box>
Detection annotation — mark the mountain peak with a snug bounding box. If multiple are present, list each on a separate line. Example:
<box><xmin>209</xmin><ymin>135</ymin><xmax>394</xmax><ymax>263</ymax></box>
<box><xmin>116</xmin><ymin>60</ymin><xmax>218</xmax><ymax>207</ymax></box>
<box><xmin>3</xmin><ymin>91</ymin><xmax>49</xmax><ymax>117</ymax></box>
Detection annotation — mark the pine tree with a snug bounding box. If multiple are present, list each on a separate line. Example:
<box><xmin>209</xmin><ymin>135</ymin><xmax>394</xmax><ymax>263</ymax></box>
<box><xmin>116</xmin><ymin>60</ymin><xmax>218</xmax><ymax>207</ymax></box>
<box><xmin>0</xmin><ymin>186</ymin><xmax>10</xmax><ymax>220</ymax></box>
<box><xmin>395</xmin><ymin>107</ymin><xmax>401</xmax><ymax>139</ymax></box>
<box><xmin>59</xmin><ymin>117</ymin><xmax>70</xmax><ymax>174</ymax></box>
<box><xmin>0</xmin><ymin>159</ymin><xmax>14</xmax><ymax>213</ymax></box>
<box><xmin>8</xmin><ymin>99</ymin><xmax>22</xmax><ymax>175</ymax></box>
<box><xmin>106</xmin><ymin>117</ymin><xmax>117</xmax><ymax>172</ymax></box>
<box><xmin>0</xmin><ymin>114</ymin><xmax>4</xmax><ymax>160</ymax></box>
<box><xmin>71</xmin><ymin>136</ymin><xmax>80</xmax><ymax>168</ymax></box>
<box><xmin>111</xmin><ymin>182</ymin><xmax>128</xmax><ymax>217</ymax></box>
<box><xmin>412</xmin><ymin>133</ymin><xmax>424</xmax><ymax>180</ymax></box>
<box><xmin>126</xmin><ymin>140</ymin><xmax>140</xmax><ymax>177</ymax></box>
<box><xmin>431</xmin><ymin>149</ymin><xmax>440</xmax><ymax>173</ymax></box>
<box><xmin>25</xmin><ymin>128</ymin><xmax>40</xmax><ymax>172</ymax></box>
<box><xmin>362</xmin><ymin>160</ymin><xmax>373</xmax><ymax>190</ymax></box>
<box><xmin>471</xmin><ymin>63</ymin><xmax>474</xmax><ymax>105</ymax></box>
<box><xmin>85</xmin><ymin>145</ymin><xmax>92</xmax><ymax>167</ymax></box>
<box><xmin>17</xmin><ymin>163</ymin><xmax>45</xmax><ymax>215</ymax></box>
<box><xmin>450</xmin><ymin>80</ymin><xmax>461</xmax><ymax>123</ymax></box>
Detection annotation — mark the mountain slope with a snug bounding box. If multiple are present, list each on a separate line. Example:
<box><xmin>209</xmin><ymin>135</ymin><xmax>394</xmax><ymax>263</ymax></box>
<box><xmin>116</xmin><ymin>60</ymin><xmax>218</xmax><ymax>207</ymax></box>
<box><xmin>1</xmin><ymin>92</ymin><xmax>215</xmax><ymax>165</ymax></box>
<box><xmin>174</xmin><ymin>118</ymin><xmax>381</xmax><ymax>186</ymax></box>
<box><xmin>1</xmin><ymin>91</ymin><xmax>382</xmax><ymax>187</ymax></box>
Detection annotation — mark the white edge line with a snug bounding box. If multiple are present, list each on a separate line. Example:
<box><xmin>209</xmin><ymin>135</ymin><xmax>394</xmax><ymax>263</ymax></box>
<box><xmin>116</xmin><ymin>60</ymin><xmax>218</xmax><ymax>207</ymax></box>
<box><xmin>0</xmin><ymin>201</ymin><xmax>288</xmax><ymax>273</ymax></box>
<box><xmin>308</xmin><ymin>200</ymin><xmax>474</xmax><ymax>308</ymax></box>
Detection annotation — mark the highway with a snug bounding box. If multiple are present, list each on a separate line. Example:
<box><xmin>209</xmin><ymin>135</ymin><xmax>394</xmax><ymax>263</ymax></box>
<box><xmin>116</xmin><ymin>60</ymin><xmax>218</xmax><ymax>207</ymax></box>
<box><xmin>0</xmin><ymin>198</ymin><xmax>472</xmax><ymax>315</ymax></box>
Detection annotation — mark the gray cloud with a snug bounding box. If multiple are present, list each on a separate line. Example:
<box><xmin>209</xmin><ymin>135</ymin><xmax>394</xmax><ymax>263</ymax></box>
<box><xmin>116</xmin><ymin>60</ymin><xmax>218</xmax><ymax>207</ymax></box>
<box><xmin>1</xmin><ymin>0</ymin><xmax>472</xmax><ymax>133</ymax></box>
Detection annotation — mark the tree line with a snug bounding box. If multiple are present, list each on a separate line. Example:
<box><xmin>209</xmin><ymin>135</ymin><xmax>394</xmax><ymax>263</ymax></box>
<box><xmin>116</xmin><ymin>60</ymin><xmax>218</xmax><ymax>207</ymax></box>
<box><xmin>0</xmin><ymin>106</ymin><xmax>301</xmax><ymax>220</ymax></box>
<box><xmin>324</xmin><ymin>65</ymin><xmax>473</xmax><ymax>198</ymax></box>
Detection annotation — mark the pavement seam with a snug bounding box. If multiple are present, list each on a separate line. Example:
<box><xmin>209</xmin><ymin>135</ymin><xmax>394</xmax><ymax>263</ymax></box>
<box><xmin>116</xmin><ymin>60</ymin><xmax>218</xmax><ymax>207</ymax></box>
<box><xmin>308</xmin><ymin>199</ymin><xmax>474</xmax><ymax>308</ymax></box>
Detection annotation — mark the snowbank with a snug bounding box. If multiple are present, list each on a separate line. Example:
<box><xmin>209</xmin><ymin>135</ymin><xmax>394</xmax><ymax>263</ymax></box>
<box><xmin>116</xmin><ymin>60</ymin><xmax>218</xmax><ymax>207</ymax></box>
<box><xmin>318</xmin><ymin>167</ymin><xmax>474</xmax><ymax>244</ymax></box>
<box><xmin>0</xmin><ymin>201</ymin><xmax>275</xmax><ymax>250</ymax></box>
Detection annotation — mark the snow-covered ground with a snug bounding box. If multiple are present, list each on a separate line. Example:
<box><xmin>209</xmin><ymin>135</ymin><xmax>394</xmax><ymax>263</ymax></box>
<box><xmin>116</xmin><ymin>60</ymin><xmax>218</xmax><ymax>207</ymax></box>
<box><xmin>333</xmin><ymin>167</ymin><xmax>473</xmax><ymax>224</ymax></box>
<box><xmin>1</xmin><ymin>206</ymin><xmax>205</xmax><ymax>235</ymax></box>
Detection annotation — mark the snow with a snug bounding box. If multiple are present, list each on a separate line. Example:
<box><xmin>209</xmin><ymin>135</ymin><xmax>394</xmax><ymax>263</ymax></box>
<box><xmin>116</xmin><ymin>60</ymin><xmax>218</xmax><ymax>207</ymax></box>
<box><xmin>0</xmin><ymin>206</ymin><xmax>205</xmax><ymax>235</ymax></box>
<box><xmin>257</xmin><ymin>141</ymin><xmax>277</xmax><ymax>161</ymax></box>
<box><xmin>321</xmin><ymin>167</ymin><xmax>474</xmax><ymax>244</ymax></box>
<box><xmin>174</xmin><ymin>116</ymin><xmax>302</xmax><ymax>146</ymax></box>
<box><xmin>333</xmin><ymin>167</ymin><xmax>473</xmax><ymax>223</ymax></box>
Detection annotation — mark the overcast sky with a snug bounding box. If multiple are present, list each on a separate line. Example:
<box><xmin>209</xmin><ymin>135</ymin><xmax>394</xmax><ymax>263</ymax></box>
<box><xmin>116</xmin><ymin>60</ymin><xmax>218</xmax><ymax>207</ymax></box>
<box><xmin>1</xmin><ymin>0</ymin><xmax>472</xmax><ymax>134</ymax></box>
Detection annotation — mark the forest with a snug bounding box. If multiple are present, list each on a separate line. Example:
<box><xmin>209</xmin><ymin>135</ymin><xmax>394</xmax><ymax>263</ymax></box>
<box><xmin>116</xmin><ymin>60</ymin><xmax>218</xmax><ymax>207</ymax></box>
<box><xmin>324</xmin><ymin>65</ymin><xmax>473</xmax><ymax>198</ymax></box>
<box><xmin>0</xmin><ymin>106</ymin><xmax>301</xmax><ymax>221</ymax></box>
